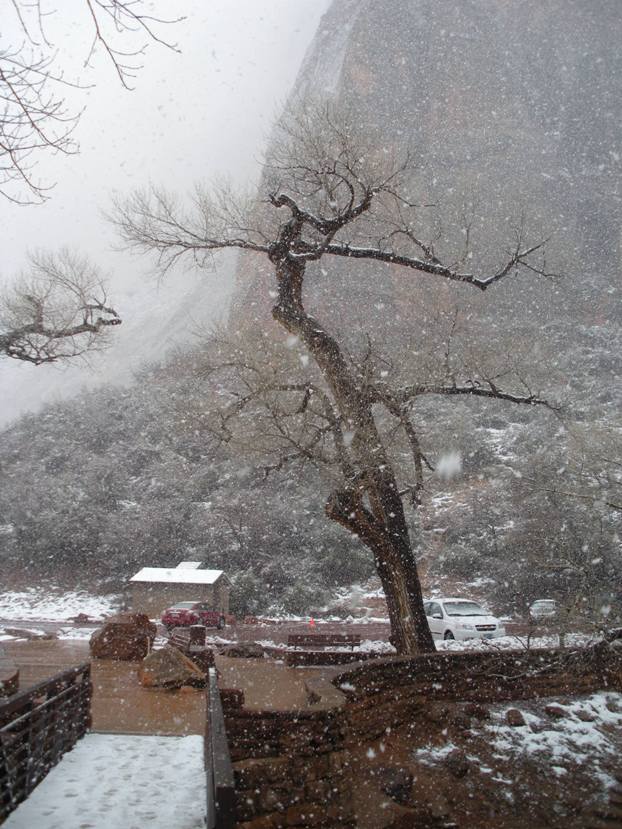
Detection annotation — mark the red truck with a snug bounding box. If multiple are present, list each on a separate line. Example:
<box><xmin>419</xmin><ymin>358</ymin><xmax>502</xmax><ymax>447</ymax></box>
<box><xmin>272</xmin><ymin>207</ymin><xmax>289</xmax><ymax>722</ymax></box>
<box><xmin>161</xmin><ymin>601</ymin><xmax>225</xmax><ymax>631</ymax></box>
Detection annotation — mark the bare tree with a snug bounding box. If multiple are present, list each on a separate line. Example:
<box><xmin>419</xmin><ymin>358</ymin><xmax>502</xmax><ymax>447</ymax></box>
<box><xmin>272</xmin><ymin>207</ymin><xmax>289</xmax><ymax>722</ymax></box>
<box><xmin>1</xmin><ymin>1</ymin><xmax>181</xmax><ymax>203</ymax></box>
<box><xmin>535</xmin><ymin>428</ymin><xmax>622</xmax><ymax>515</ymax></box>
<box><xmin>112</xmin><ymin>104</ymin><xmax>556</xmax><ymax>654</ymax></box>
<box><xmin>0</xmin><ymin>250</ymin><xmax>120</xmax><ymax>363</ymax></box>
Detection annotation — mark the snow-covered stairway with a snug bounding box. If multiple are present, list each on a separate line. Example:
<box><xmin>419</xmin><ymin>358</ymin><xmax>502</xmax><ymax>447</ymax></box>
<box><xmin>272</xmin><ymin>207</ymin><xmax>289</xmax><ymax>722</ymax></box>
<box><xmin>3</xmin><ymin>734</ymin><xmax>206</xmax><ymax>829</ymax></box>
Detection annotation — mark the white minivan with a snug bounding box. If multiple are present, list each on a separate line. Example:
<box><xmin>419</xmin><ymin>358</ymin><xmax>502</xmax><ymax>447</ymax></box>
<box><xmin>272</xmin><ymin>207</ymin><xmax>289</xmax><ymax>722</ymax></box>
<box><xmin>424</xmin><ymin>597</ymin><xmax>506</xmax><ymax>641</ymax></box>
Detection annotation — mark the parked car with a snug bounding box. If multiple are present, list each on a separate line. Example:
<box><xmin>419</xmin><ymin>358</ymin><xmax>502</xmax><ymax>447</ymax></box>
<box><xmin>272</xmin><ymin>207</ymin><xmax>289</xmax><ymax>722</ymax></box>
<box><xmin>423</xmin><ymin>597</ymin><xmax>506</xmax><ymax>641</ymax></box>
<box><xmin>529</xmin><ymin>599</ymin><xmax>558</xmax><ymax>621</ymax></box>
<box><xmin>161</xmin><ymin>602</ymin><xmax>225</xmax><ymax>631</ymax></box>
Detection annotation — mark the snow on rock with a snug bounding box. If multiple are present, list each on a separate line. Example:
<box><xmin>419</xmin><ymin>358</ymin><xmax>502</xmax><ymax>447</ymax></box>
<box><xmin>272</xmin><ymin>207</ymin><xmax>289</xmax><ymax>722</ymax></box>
<box><xmin>485</xmin><ymin>693</ymin><xmax>622</xmax><ymax>791</ymax></box>
<box><xmin>0</xmin><ymin>627</ymin><xmax>50</xmax><ymax>642</ymax></box>
<box><xmin>4</xmin><ymin>733</ymin><xmax>205</xmax><ymax>829</ymax></box>
<box><xmin>0</xmin><ymin>588</ymin><xmax>119</xmax><ymax>622</ymax></box>
<box><xmin>414</xmin><ymin>741</ymin><xmax>460</xmax><ymax>765</ymax></box>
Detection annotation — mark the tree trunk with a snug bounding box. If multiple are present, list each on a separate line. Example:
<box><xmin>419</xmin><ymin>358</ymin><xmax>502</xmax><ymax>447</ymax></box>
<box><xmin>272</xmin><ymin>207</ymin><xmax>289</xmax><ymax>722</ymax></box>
<box><xmin>326</xmin><ymin>483</ymin><xmax>435</xmax><ymax>653</ymax></box>
<box><xmin>271</xmin><ymin>247</ymin><xmax>435</xmax><ymax>654</ymax></box>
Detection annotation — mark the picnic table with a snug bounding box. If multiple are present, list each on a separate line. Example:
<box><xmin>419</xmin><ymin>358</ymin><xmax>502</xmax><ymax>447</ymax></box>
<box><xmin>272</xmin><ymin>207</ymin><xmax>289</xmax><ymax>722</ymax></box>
<box><xmin>287</xmin><ymin>633</ymin><xmax>361</xmax><ymax>650</ymax></box>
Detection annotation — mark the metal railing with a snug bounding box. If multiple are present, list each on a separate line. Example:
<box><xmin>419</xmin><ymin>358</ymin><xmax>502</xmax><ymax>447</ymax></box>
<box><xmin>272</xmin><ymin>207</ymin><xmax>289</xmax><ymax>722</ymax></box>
<box><xmin>0</xmin><ymin>662</ymin><xmax>92</xmax><ymax>821</ymax></box>
<box><xmin>205</xmin><ymin>666</ymin><xmax>235</xmax><ymax>829</ymax></box>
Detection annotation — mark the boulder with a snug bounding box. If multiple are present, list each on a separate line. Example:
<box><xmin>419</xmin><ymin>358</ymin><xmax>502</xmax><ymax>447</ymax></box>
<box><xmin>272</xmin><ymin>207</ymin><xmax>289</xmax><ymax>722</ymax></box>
<box><xmin>70</xmin><ymin>613</ymin><xmax>96</xmax><ymax>624</ymax></box>
<box><xmin>506</xmin><ymin>708</ymin><xmax>526</xmax><ymax>727</ymax></box>
<box><xmin>138</xmin><ymin>645</ymin><xmax>206</xmax><ymax>689</ymax></box>
<box><xmin>90</xmin><ymin>613</ymin><xmax>156</xmax><ymax>660</ymax></box>
<box><xmin>575</xmin><ymin>709</ymin><xmax>596</xmax><ymax>723</ymax></box>
<box><xmin>374</xmin><ymin>765</ymin><xmax>414</xmax><ymax>805</ymax></box>
<box><xmin>385</xmin><ymin>808</ymin><xmax>455</xmax><ymax>828</ymax></box>
<box><xmin>544</xmin><ymin>704</ymin><xmax>567</xmax><ymax>720</ymax></box>
<box><xmin>463</xmin><ymin>702</ymin><xmax>490</xmax><ymax>720</ymax></box>
<box><xmin>443</xmin><ymin>749</ymin><xmax>469</xmax><ymax>779</ymax></box>
<box><xmin>219</xmin><ymin>642</ymin><xmax>265</xmax><ymax>659</ymax></box>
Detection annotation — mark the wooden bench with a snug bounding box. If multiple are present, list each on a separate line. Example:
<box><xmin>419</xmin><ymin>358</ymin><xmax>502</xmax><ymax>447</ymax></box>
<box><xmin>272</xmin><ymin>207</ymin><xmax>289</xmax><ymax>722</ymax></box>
<box><xmin>287</xmin><ymin>633</ymin><xmax>361</xmax><ymax>650</ymax></box>
<box><xmin>169</xmin><ymin>625</ymin><xmax>215</xmax><ymax>671</ymax></box>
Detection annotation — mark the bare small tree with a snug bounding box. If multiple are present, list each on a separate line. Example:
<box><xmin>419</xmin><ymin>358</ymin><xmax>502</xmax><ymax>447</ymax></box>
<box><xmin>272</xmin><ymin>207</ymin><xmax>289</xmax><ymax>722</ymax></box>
<box><xmin>0</xmin><ymin>250</ymin><xmax>120</xmax><ymax>364</ymax></box>
<box><xmin>112</xmin><ymin>104</ymin><xmax>556</xmax><ymax>654</ymax></box>
<box><xmin>1</xmin><ymin>1</ymin><xmax>181</xmax><ymax>203</ymax></box>
<box><xmin>536</xmin><ymin>428</ymin><xmax>622</xmax><ymax>515</ymax></box>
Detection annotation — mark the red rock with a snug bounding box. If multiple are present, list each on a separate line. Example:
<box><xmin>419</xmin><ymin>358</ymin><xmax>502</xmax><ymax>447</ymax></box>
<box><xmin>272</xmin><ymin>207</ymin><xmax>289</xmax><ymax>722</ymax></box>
<box><xmin>89</xmin><ymin>613</ymin><xmax>156</xmax><ymax>660</ymax></box>
<box><xmin>506</xmin><ymin>708</ymin><xmax>526</xmax><ymax>727</ymax></box>
<box><xmin>374</xmin><ymin>765</ymin><xmax>414</xmax><ymax>804</ymax></box>
<box><xmin>575</xmin><ymin>709</ymin><xmax>596</xmax><ymax>722</ymax></box>
<box><xmin>545</xmin><ymin>704</ymin><xmax>567</xmax><ymax>719</ymax></box>
<box><xmin>138</xmin><ymin>645</ymin><xmax>205</xmax><ymax>688</ymax></box>
<box><xmin>443</xmin><ymin>748</ymin><xmax>469</xmax><ymax>778</ymax></box>
<box><xmin>220</xmin><ymin>642</ymin><xmax>265</xmax><ymax>658</ymax></box>
<box><xmin>463</xmin><ymin>702</ymin><xmax>490</xmax><ymax>720</ymax></box>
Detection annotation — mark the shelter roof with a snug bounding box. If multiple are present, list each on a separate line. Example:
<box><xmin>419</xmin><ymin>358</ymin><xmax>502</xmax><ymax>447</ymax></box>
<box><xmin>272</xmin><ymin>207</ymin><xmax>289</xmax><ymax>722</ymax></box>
<box><xmin>130</xmin><ymin>567</ymin><xmax>227</xmax><ymax>585</ymax></box>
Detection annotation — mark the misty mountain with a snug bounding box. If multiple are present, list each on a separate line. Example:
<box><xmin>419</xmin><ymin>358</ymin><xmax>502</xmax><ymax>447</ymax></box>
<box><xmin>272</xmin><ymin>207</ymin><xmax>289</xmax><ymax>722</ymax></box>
<box><xmin>1</xmin><ymin>0</ymin><xmax>621</xmax><ymax>617</ymax></box>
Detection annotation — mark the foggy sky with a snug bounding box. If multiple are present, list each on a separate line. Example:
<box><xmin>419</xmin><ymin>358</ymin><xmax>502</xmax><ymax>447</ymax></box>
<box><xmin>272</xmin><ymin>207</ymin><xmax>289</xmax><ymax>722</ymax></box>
<box><xmin>0</xmin><ymin>0</ymin><xmax>330</xmax><ymax>426</ymax></box>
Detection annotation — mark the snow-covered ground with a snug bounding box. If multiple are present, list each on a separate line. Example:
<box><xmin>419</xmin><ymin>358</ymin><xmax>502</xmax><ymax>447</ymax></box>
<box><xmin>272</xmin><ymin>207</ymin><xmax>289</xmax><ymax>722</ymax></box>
<box><xmin>0</xmin><ymin>627</ymin><xmax>47</xmax><ymax>642</ymax></box>
<box><xmin>0</xmin><ymin>588</ymin><xmax>119</xmax><ymax>621</ymax></box>
<box><xmin>4</xmin><ymin>734</ymin><xmax>205</xmax><ymax>829</ymax></box>
<box><xmin>436</xmin><ymin>632</ymin><xmax>598</xmax><ymax>652</ymax></box>
<box><xmin>486</xmin><ymin>693</ymin><xmax>622</xmax><ymax>790</ymax></box>
<box><xmin>256</xmin><ymin>638</ymin><xmax>397</xmax><ymax>654</ymax></box>
<box><xmin>0</xmin><ymin>625</ymin><xmax>97</xmax><ymax>642</ymax></box>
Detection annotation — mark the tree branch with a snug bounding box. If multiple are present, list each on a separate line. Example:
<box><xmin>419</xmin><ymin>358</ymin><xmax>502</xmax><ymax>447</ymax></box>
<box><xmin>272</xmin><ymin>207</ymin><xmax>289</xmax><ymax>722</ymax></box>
<box><xmin>322</xmin><ymin>239</ymin><xmax>551</xmax><ymax>290</ymax></box>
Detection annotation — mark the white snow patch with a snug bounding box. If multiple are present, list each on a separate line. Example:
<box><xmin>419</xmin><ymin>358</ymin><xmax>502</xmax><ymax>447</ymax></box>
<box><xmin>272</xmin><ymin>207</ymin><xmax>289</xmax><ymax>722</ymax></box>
<box><xmin>0</xmin><ymin>589</ymin><xmax>119</xmax><ymax>622</ymax></box>
<box><xmin>414</xmin><ymin>741</ymin><xmax>459</xmax><ymax>765</ymax></box>
<box><xmin>486</xmin><ymin>693</ymin><xmax>622</xmax><ymax>792</ymax></box>
<box><xmin>256</xmin><ymin>638</ymin><xmax>394</xmax><ymax>654</ymax></box>
<box><xmin>0</xmin><ymin>627</ymin><xmax>48</xmax><ymax>642</ymax></box>
<box><xmin>435</xmin><ymin>451</ymin><xmax>462</xmax><ymax>480</ymax></box>
<box><xmin>4</xmin><ymin>733</ymin><xmax>205</xmax><ymax>829</ymax></box>
<box><xmin>467</xmin><ymin>576</ymin><xmax>497</xmax><ymax>589</ymax></box>
<box><xmin>57</xmin><ymin>626</ymin><xmax>97</xmax><ymax>641</ymax></box>
<box><xmin>436</xmin><ymin>633</ymin><xmax>597</xmax><ymax>653</ymax></box>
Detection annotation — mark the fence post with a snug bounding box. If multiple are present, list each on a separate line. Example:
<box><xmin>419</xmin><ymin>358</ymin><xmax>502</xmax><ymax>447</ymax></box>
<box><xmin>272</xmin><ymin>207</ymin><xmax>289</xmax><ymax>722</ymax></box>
<box><xmin>205</xmin><ymin>666</ymin><xmax>235</xmax><ymax>829</ymax></box>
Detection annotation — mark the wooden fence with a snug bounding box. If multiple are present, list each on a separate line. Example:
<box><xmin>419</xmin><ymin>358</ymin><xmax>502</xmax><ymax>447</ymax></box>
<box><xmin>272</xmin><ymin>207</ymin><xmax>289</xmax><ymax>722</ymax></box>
<box><xmin>205</xmin><ymin>666</ymin><xmax>235</xmax><ymax>829</ymax></box>
<box><xmin>0</xmin><ymin>662</ymin><xmax>92</xmax><ymax>822</ymax></box>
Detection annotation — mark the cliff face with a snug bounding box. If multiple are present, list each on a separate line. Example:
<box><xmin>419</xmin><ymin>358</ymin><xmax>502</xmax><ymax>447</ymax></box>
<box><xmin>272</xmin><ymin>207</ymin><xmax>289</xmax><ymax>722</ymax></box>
<box><xmin>314</xmin><ymin>0</ymin><xmax>621</xmax><ymax>248</ymax></box>
<box><xmin>232</xmin><ymin>0</ymin><xmax>622</xmax><ymax>332</ymax></box>
<box><xmin>225</xmin><ymin>0</ymin><xmax>622</xmax><ymax>601</ymax></box>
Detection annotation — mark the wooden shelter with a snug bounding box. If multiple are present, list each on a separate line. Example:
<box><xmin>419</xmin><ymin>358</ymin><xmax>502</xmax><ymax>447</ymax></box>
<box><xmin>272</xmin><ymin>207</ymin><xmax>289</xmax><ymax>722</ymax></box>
<box><xmin>129</xmin><ymin>562</ymin><xmax>230</xmax><ymax>617</ymax></box>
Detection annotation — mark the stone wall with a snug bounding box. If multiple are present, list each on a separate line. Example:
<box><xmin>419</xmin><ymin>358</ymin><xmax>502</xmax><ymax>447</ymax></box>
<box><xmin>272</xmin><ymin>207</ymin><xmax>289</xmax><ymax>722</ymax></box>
<box><xmin>220</xmin><ymin>643</ymin><xmax>622</xmax><ymax>827</ymax></box>
<box><xmin>336</xmin><ymin>644</ymin><xmax>622</xmax><ymax>744</ymax></box>
<box><xmin>222</xmin><ymin>694</ymin><xmax>354</xmax><ymax>828</ymax></box>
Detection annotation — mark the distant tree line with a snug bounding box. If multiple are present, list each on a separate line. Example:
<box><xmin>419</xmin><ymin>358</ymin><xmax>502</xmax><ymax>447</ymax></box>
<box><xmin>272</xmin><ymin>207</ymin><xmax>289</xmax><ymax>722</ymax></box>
<box><xmin>1</xmin><ymin>334</ymin><xmax>620</xmax><ymax>623</ymax></box>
